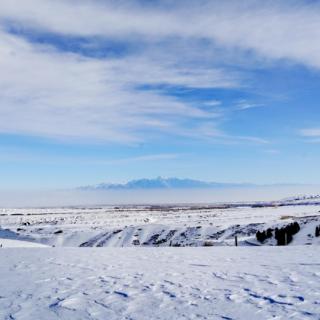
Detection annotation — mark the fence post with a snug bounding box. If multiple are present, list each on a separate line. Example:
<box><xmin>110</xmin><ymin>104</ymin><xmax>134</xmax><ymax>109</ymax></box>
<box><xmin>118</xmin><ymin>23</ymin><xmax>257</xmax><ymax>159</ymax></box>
<box><xmin>235</xmin><ymin>235</ymin><xmax>238</xmax><ymax>246</ymax></box>
<box><xmin>284</xmin><ymin>232</ymin><xmax>287</xmax><ymax>246</ymax></box>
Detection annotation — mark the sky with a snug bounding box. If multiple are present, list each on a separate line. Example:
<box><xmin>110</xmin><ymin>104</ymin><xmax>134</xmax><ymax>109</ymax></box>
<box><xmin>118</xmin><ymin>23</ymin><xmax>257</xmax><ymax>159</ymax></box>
<box><xmin>1</xmin><ymin>0</ymin><xmax>320</xmax><ymax>189</ymax></box>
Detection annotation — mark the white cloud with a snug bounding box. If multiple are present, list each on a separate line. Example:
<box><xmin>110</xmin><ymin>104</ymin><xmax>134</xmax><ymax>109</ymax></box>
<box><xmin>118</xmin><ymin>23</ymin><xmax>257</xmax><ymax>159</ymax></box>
<box><xmin>0</xmin><ymin>0</ymin><xmax>301</xmax><ymax>143</ymax></box>
<box><xmin>235</xmin><ymin>99</ymin><xmax>264</xmax><ymax>111</ymax></box>
<box><xmin>300</xmin><ymin>128</ymin><xmax>320</xmax><ymax>137</ymax></box>
<box><xmin>1</xmin><ymin>0</ymin><xmax>320</xmax><ymax>67</ymax></box>
<box><xmin>0</xmin><ymin>145</ymin><xmax>180</xmax><ymax>165</ymax></box>
<box><xmin>300</xmin><ymin>128</ymin><xmax>320</xmax><ymax>143</ymax></box>
<box><xmin>0</xmin><ymin>28</ymin><xmax>238</xmax><ymax>142</ymax></box>
<box><xmin>98</xmin><ymin>153</ymin><xmax>180</xmax><ymax>165</ymax></box>
<box><xmin>203</xmin><ymin>100</ymin><xmax>222</xmax><ymax>107</ymax></box>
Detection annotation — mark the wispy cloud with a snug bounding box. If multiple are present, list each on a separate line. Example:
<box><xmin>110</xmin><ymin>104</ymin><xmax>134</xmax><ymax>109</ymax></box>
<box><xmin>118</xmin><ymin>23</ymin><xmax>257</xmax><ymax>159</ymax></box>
<box><xmin>300</xmin><ymin>128</ymin><xmax>320</xmax><ymax>138</ymax></box>
<box><xmin>2</xmin><ymin>0</ymin><xmax>312</xmax><ymax>144</ymax></box>
<box><xmin>1</xmin><ymin>0</ymin><xmax>320</xmax><ymax>67</ymax></box>
<box><xmin>299</xmin><ymin>128</ymin><xmax>320</xmax><ymax>143</ymax></box>
<box><xmin>0</xmin><ymin>145</ymin><xmax>180</xmax><ymax>165</ymax></box>
<box><xmin>236</xmin><ymin>100</ymin><xmax>264</xmax><ymax>111</ymax></box>
<box><xmin>203</xmin><ymin>100</ymin><xmax>222</xmax><ymax>107</ymax></box>
<box><xmin>98</xmin><ymin>153</ymin><xmax>180</xmax><ymax>165</ymax></box>
<box><xmin>0</xmin><ymin>28</ymin><xmax>237</xmax><ymax>143</ymax></box>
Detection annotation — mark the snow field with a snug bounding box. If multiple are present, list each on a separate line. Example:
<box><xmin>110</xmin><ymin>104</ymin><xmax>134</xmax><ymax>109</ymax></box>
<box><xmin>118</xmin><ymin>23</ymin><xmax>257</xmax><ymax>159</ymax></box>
<box><xmin>0</xmin><ymin>247</ymin><xmax>319</xmax><ymax>320</ymax></box>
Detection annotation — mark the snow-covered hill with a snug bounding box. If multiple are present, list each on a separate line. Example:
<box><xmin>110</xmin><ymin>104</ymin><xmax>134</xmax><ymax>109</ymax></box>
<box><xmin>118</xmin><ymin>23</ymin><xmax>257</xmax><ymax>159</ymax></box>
<box><xmin>1</xmin><ymin>198</ymin><xmax>320</xmax><ymax>248</ymax></box>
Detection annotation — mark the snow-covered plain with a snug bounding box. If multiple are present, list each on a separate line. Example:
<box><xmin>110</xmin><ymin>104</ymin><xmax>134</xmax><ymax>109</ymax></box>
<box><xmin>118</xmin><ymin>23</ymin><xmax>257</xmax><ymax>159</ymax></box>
<box><xmin>0</xmin><ymin>247</ymin><xmax>319</xmax><ymax>319</ymax></box>
<box><xmin>1</xmin><ymin>198</ymin><xmax>320</xmax><ymax>319</ymax></box>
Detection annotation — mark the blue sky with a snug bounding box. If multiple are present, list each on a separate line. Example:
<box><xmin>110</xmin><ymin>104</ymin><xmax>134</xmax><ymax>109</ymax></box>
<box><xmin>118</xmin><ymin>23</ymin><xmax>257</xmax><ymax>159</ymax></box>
<box><xmin>1</xmin><ymin>0</ymin><xmax>320</xmax><ymax>189</ymax></box>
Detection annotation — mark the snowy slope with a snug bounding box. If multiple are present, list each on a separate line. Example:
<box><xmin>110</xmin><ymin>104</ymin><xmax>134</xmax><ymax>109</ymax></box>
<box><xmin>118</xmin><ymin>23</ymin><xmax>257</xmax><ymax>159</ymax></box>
<box><xmin>1</xmin><ymin>202</ymin><xmax>320</xmax><ymax>247</ymax></box>
<box><xmin>0</xmin><ymin>238</ymin><xmax>49</xmax><ymax>247</ymax></box>
<box><xmin>0</xmin><ymin>247</ymin><xmax>319</xmax><ymax>320</ymax></box>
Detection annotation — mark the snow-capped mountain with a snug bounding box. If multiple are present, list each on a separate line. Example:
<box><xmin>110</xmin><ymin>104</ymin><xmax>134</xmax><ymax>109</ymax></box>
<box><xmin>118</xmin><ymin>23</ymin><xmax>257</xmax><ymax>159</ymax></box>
<box><xmin>80</xmin><ymin>177</ymin><xmax>253</xmax><ymax>190</ymax></box>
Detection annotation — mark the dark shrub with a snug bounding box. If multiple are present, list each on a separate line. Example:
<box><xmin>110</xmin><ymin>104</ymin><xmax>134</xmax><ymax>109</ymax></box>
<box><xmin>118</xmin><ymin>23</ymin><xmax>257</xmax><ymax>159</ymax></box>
<box><xmin>315</xmin><ymin>226</ymin><xmax>320</xmax><ymax>237</ymax></box>
<box><xmin>266</xmin><ymin>228</ymin><xmax>273</xmax><ymax>238</ymax></box>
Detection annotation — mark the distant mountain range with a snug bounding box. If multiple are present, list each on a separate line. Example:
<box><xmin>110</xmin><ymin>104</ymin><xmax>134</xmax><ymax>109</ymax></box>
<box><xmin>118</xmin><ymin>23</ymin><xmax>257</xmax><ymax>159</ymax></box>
<box><xmin>79</xmin><ymin>177</ymin><xmax>255</xmax><ymax>190</ymax></box>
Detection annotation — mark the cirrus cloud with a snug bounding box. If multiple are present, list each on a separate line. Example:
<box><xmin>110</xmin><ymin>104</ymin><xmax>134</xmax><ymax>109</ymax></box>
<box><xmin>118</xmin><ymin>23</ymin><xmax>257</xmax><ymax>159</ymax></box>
<box><xmin>2</xmin><ymin>0</ymin><xmax>315</xmax><ymax>144</ymax></box>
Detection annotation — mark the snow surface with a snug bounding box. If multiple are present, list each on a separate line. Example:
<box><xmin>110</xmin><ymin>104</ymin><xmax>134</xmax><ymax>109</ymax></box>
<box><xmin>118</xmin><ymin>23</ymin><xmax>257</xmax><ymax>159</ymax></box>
<box><xmin>1</xmin><ymin>201</ymin><xmax>320</xmax><ymax>247</ymax></box>
<box><xmin>0</xmin><ymin>238</ymin><xmax>48</xmax><ymax>248</ymax></box>
<box><xmin>1</xmin><ymin>199</ymin><xmax>320</xmax><ymax>319</ymax></box>
<box><xmin>0</xmin><ymin>247</ymin><xmax>319</xmax><ymax>319</ymax></box>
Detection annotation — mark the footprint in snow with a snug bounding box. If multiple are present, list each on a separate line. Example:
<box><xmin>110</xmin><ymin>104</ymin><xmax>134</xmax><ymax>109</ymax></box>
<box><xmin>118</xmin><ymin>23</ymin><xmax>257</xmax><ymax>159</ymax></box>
<box><xmin>162</xmin><ymin>290</ymin><xmax>176</xmax><ymax>298</ymax></box>
<box><xmin>113</xmin><ymin>291</ymin><xmax>129</xmax><ymax>298</ymax></box>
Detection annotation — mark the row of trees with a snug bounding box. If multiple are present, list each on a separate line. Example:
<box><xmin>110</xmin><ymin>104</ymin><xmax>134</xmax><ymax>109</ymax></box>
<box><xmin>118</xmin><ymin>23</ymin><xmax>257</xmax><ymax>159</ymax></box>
<box><xmin>256</xmin><ymin>222</ymin><xmax>300</xmax><ymax>246</ymax></box>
